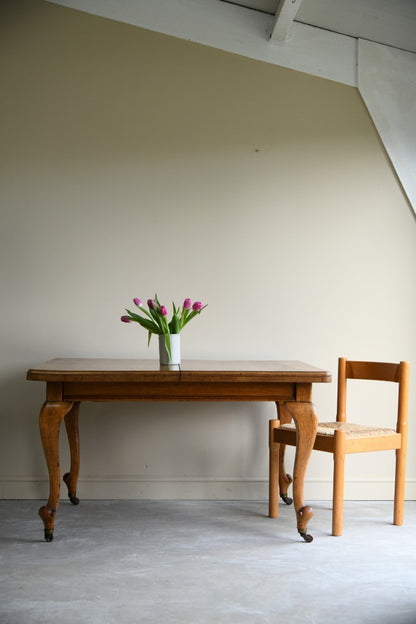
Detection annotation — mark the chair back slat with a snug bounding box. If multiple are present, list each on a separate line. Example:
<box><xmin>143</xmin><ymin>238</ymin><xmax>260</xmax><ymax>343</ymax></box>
<box><xmin>346</xmin><ymin>361</ymin><xmax>401</xmax><ymax>382</ymax></box>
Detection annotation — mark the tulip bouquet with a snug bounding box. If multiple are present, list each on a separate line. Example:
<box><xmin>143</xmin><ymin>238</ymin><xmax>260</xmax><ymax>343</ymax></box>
<box><xmin>121</xmin><ymin>295</ymin><xmax>207</xmax><ymax>360</ymax></box>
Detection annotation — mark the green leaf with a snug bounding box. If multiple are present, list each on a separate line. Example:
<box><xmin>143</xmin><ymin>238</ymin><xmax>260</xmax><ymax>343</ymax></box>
<box><xmin>161</xmin><ymin>332</ymin><xmax>172</xmax><ymax>361</ymax></box>
<box><xmin>179</xmin><ymin>307</ymin><xmax>189</xmax><ymax>330</ymax></box>
<box><xmin>125</xmin><ymin>309</ymin><xmax>160</xmax><ymax>333</ymax></box>
<box><xmin>148</xmin><ymin>307</ymin><xmax>164</xmax><ymax>332</ymax></box>
<box><xmin>138</xmin><ymin>318</ymin><xmax>161</xmax><ymax>333</ymax></box>
<box><xmin>169</xmin><ymin>315</ymin><xmax>180</xmax><ymax>334</ymax></box>
<box><xmin>140</xmin><ymin>306</ymin><xmax>161</xmax><ymax>322</ymax></box>
<box><xmin>160</xmin><ymin>313</ymin><xmax>170</xmax><ymax>335</ymax></box>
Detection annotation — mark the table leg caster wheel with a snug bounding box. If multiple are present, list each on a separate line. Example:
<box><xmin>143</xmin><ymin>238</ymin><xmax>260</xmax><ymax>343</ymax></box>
<box><xmin>44</xmin><ymin>529</ymin><xmax>54</xmax><ymax>542</ymax></box>
<box><xmin>281</xmin><ymin>494</ymin><xmax>293</xmax><ymax>505</ymax></box>
<box><xmin>299</xmin><ymin>531</ymin><xmax>313</xmax><ymax>543</ymax></box>
<box><xmin>63</xmin><ymin>473</ymin><xmax>80</xmax><ymax>505</ymax></box>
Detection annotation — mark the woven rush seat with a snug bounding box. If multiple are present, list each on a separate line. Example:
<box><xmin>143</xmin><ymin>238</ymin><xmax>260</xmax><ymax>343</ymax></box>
<box><xmin>279</xmin><ymin>422</ymin><xmax>397</xmax><ymax>438</ymax></box>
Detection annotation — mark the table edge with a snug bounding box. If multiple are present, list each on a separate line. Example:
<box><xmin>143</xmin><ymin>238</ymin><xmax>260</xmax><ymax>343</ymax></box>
<box><xmin>26</xmin><ymin>359</ymin><xmax>332</xmax><ymax>384</ymax></box>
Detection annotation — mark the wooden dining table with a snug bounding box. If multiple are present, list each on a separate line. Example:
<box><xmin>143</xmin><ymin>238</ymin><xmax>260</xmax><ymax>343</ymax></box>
<box><xmin>27</xmin><ymin>358</ymin><xmax>331</xmax><ymax>542</ymax></box>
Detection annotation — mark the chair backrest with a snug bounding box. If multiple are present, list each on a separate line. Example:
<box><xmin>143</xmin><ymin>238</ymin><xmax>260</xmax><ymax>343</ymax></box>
<box><xmin>336</xmin><ymin>358</ymin><xmax>410</xmax><ymax>434</ymax></box>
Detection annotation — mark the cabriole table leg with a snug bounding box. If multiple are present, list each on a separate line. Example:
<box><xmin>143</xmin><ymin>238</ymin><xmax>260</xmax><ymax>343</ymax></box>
<box><xmin>63</xmin><ymin>402</ymin><xmax>81</xmax><ymax>505</ymax></box>
<box><xmin>284</xmin><ymin>401</ymin><xmax>318</xmax><ymax>542</ymax></box>
<box><xmin>276</xmin><ymin>402</ymin><xmax>294</xmax><ymax>505</ymax></box>
<box><xmin>38</xmin><ymin>400</ymin><xmax>74</xmax><ymax>541</ymax></box>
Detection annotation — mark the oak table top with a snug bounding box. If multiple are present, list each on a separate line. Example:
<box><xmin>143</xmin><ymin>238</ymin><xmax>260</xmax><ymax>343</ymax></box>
<box><xmin>27</xmin><ymin>358</ymin><xmax>331</xmax><ymax>382</ymax></box>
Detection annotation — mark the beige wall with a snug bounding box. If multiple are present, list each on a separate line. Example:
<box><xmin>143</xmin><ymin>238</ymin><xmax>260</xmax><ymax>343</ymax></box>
<box><xmin>1</xmin><ymin>0</ymin><xmax>415</xmax><ymax>501</ymax></box>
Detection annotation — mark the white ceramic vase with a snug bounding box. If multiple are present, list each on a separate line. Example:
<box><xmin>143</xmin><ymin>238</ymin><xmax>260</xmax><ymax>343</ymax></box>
<box><xmin>158</xmin><ymin>333</ymin><xmax>181</xmax><ymax>366</ymax></box>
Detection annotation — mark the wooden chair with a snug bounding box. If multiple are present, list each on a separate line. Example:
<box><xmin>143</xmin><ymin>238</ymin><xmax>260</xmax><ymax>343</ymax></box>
<box><xmin>270</xmin><ymin>358</ymin><xmax>410</xmax><ymax>536</ymax></box>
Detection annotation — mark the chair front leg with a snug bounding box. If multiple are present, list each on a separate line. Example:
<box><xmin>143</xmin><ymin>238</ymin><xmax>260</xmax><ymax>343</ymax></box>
<box><xmin>332</xmin><ymin>428</ymin><xmax>346</xmax><ymax>536</ymax></box>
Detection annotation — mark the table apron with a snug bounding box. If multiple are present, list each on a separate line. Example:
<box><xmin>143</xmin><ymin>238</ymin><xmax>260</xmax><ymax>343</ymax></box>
<box><xmin>61</xmin><ymin>381</ymin><xmax>300</xmax><ymax>402</ymax></box>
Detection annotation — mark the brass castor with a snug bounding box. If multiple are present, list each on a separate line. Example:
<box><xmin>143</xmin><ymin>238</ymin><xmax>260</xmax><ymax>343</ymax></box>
<box><xmin>299</xmin><ymin>531</ymin><xmax>313</xmax><ymax>542</ymax></box>
<box><xmin>280</xmin><ymin>494</ymin><xmax>293</xmax><ymax>505</ymax></box>
<box><xmin>44</xmin><ymin>529</ymin><xmax>54</xmax><ymax>542</ymax></box>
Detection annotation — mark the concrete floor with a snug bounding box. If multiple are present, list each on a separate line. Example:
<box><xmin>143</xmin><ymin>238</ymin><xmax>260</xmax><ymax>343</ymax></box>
<box><xmin>1</xmin><ymin>500</ymin><xmax>416</xmax><ymax>624</ymax></box>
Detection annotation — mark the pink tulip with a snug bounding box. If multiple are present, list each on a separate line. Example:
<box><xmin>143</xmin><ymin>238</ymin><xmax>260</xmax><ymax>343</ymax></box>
<box><xmin>121</xmin><ymin>315</ymin><xmax>131</xmax><ymax>323</ymax></box>
<box><xmin>147</xmin><ymin>299</ymin><xmax>156</xmax><ymax>310</ymax></box>
<box><xmin>160</xmin><ymin>305</ymin><xmax>167</xmax><ymax>316</ymax></box>
<box><xmin>183</xmin><ymin>298</ymin><xmax>192</xmax><ymax>310</ymax></box>
<box><xmin>192</xmin><ymin>301</ymin><xmax>203</xmax><ymax>311</ymax></box>
<box><xmin>133</xmin><ymin>298</ymin><xmax>142</xmax><ymax>307</ymax></box>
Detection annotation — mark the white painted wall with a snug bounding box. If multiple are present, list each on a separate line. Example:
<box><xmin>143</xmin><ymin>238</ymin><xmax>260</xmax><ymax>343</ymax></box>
<box><xmin>1</xmin><ymin>0</ymin><xmax>415</xmax><ymax>502</ymax></box>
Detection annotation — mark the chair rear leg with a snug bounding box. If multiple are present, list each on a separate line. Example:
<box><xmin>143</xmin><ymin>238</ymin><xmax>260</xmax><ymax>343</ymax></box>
<box><xmin>269</xmin><ymin>419</ymin><xmax>280</xmax><ymax>518</ymax></box>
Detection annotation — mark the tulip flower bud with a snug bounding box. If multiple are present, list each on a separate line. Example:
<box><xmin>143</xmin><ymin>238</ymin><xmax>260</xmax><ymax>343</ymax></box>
<box><xmin>121</xmin><ymin>315</ymin><xmax>131</xmax><ymax>323</ymax></box>
<box><xmin>192</xmin><ymin>301</ymin><xmax>203</xmax><ymax>311</ymax></box>
<box><xmin>183</xmin><ymin>298</ymin><xmax>192</xmax><ymax>310</ymax></box>
<box><xmin>147</xmin><ymin>299</ymin><xmax>156</xmax><ymax>310</ymax></box>
<box><xmin>160</xmin><ymin>306</ymin><xmax>167</xmax><ymax>316</ymax></box>
<box><xmin>133</xmin><ymin>298</ymin><xmax>142</xmax><ymax>307</ymax></box>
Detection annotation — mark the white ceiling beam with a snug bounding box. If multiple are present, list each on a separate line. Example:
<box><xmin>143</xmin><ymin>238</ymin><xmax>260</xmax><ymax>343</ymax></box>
<box><xmin>269</xmin><ymin>0</ymin><xmax>303</xmax><ymax>42</ymax></box>
<box><xmin>46</xmin><ymin>0</ymin><xmax>357</xmax><ymax>86</ymax></box>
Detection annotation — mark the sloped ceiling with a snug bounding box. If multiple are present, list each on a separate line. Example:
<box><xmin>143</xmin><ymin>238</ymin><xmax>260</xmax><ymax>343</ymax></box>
<box><xmin>227</xmin><ymin>0</ymin><xmax>416</xmax><ymax>54</ymax></box>
<box><xmin>46</xmin><ymin>0</ymin><xmax>416</xmax><ymax>214</ymax></box>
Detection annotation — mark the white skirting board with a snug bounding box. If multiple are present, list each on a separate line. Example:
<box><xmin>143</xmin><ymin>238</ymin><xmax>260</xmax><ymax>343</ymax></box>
<box><xmin>1</xmin><ymin>477</ymin><xmax>415</xmax><ymax>500</ymax></box>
